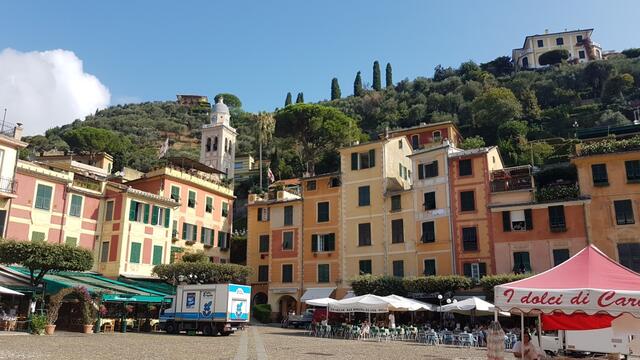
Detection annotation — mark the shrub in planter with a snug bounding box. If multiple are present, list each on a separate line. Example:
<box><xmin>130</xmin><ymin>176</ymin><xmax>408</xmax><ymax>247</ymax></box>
<box><xmin>479</xmin><ymin>273</ymin><xmax>530</xmax><ymax>301</ymax></box>
<box><xmin>253</xmin><ymin>304</ymin><xmax>272</xmax><ymax>323</ymax></box>
<box><xmin>31</xmin><ymin>314</ymin><xmax>47</xmax><ymax>335</ymax></box>
<box><xmin>350</xmin><ymin>275</ymin><xmax>407</xmax><ymax>296</ymax></box>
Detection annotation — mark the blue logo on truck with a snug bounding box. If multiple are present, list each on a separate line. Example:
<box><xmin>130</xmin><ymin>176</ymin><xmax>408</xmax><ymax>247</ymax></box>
<box><xmin>202</xmin><ymin>301</ymin><xmax>212</xmax><ymax>317</ymax></box>
<box><xmin>235</xmin><ymin>302</ymin><xmax>243</xmax><ymax>318</ymax></box>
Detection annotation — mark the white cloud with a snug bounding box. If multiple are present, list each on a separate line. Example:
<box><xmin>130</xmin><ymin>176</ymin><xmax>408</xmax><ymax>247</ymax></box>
<box><xmin>0</xmin><ymin>48</ymin><xmax>111</xmax><ymax>135</ymax></box>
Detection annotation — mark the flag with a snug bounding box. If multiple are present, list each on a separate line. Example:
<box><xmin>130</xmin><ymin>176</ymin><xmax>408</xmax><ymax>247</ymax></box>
<box><xmin>158</xmin><ymin>138</ymin><xmax>169</xmax><ymax>159</ymax></box>
<box><xmin>267</xmin><ymin>167</ymin><xmax>275</xmax><ymax>183</ymax></box>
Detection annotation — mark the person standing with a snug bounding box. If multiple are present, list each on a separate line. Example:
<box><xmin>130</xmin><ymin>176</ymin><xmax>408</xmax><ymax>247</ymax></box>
<box><xmin>388</xmin><ymin>312</ymin><xmax>396</xmax><ymax>329</ymax></box>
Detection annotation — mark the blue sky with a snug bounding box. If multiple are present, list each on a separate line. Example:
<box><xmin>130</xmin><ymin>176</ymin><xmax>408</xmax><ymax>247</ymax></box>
<box><xmin>1</xmin><ymin>0</ymin><xmax>639</xmax><ymax>117</ymax></box>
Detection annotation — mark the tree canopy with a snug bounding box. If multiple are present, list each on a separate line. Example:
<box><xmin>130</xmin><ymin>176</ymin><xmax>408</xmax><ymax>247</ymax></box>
<box><xmin>331</xmin><ymin>77</ymin><xmax>341</xmax><ymax>100</ymax></box>
<box><xmin>152</xmin><ymin>262</ymin><xmax>251</xmax><ymax>285</ymax></box>
<box><xmin>0</xmin><ymin>240</ymin><xmax>93</xmax><ymax>288</ymax></box>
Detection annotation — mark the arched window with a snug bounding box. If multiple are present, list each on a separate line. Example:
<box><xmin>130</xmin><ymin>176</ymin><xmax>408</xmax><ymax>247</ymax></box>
<box><xmin>213</xmin><ymin>136</ymin><xmax>218</xmax><ymax>151</ymax></box>
<box><xmin>224</xmin><ymin>138</ymin><xmax>228</xmax><ymax>153</ymax></box>
<box><xmin>206</xmin><ymin>137</ymin><xmax>212</xmax><ymax>152</ymax></box>
<box><xmin>522</xmin><ymin>57</ymin><xmax>529</xmax><ymax>69</ymax></box>
<box><xmin>411</xmin><ymin>135</ymin><xmax>420</xmax><ymax>149</ymax></box>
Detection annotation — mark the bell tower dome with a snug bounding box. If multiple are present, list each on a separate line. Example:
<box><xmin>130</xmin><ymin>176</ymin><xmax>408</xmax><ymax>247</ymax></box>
<box><xmin>199</xmin><ymin>96</ymin><xmax>237</xmax><ymax>178</ymax></box>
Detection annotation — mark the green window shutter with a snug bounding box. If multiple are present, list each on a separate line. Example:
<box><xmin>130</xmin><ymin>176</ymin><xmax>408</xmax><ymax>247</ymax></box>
<box><xmin>152</xmin><ymin>245</ymin><xmax>163</xmax><ymax>265</ymax></box>
<box><xmin>143</xmin><ymin>203</ymin><xmax>150</xmax><ymax>224</ymax></box>
<box><xmin>129</xmin><ymin>200</ymin><xmax>137</xmax><ymax>221</ymax></box>
<box><xmin>151</xmin><ymin>206</ymin><xmax>159</xmax><ymax>225</ymax></box>
<box><xmin>69</xmin><ymin>195</ymin><xmax>82</xmax><ymax>217</ymax></box>
<box><xmin>192</xmin><ymin>225</ymin><xmax>198</xmax><ymax>242</ymax></box>
<box><xmin>524</xmin><ymin>209</ymin><xmax>533</xmax><ymax>230</ymax></box>
<box><xmin>182</xmin><ymin>223</ymin><xmax>188</xmax><ymax>240</ymax></box>
<box><xmin>351</xmin><ymin>153</ymin><xmax>358</xmax><ymax>170</ymax></box>
<box><xmin>171</xmin><ymin>186</ymin><xmax>180</xmax><ymax>201</ymax></box>
<box><xmin>463</xmin><ymin>263</ymin><xmax>472</xmax><ymax>277</ymax></box>
<box><xmin>31</xmin><ymin>231</ymin><xmax>45</xmax><ymax>242</ymax></box>
<box><xmin>327</xmin><ymin>233</ymin><xmax>335</xmax><ymax>251</ymax></box>
<box><xmin>164</xmin><ymin>209</ymin><xmax>171</xmax><ymax>228</ymax></box>
<box><xmin>502</xmin><ymin>211</ymin><xmax>511</xmax><ymax>232</ymax></box>
<box><xmin>311</xmin><ymin>234</ymin><xmax>318</xmax><ymax>252</ymax></box>
<box><xmin>201</xmin><ymin>227</ymin><xmax>205</xmax><ymax>243</ymax></box>
<box><xmin>130</xmin><ymin>242</ymin><xmax>141</xmax><ymax>263</ymax></box>
<box><xmin>35</xmin><ymin>184</ymin><xmax>53</xmax><ymax>210</ymax></box>
<box><xmin>368</xmin><ymin>149</ymin><xmax>375</xmax><ymax>167</ymax></box>
<box><xmin>65</xmin><ymin>236</ymin><xmax>77</xmax><ymax>246</ymax></box>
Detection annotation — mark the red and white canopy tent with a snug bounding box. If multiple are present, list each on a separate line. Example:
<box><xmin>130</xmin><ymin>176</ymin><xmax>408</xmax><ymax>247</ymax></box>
<box><xmin>494</xmin><ymin>245</ymin><xmax>640</xmax><ymax>344</ymax></box>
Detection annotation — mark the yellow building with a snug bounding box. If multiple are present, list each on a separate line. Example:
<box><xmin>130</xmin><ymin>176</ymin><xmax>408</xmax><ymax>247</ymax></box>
<box><xmin>339</xmin><ymin>137</ymin><xmax>415</xmax><ymax>281</ymax></box>
<box><xmin>572</xmin><ymin>141</ymin><xmax>640</xmax><ymax>272</ymax></box>
<box><xmin>513</xmin><ymin>29</ymin><xmax>602</xmax><ymax>70</ymax></box>
<box><xmin>409</xmin><ymin>142</ymin><xmax>454</xmax><ymax>277</ymax></box>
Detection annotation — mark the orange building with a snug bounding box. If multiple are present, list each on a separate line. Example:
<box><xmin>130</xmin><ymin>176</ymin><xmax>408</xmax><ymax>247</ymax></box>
<box><xmin>572</xmin><ymin>141</ymin><xmax>640</xmax><ymax>272</ymax></box>
<box><xmin>449</xmin><ymin>147</ymin><xmax>502</xmax><ymax>279</ymax></box>
<box><xmin>386</xmin><ymin>121</ymin><xmax>463</xmax><ymax>150</ymax></box>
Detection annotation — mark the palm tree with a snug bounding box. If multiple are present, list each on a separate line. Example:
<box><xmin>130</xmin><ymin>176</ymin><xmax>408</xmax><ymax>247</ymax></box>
<box><xmin>254</xmin><ymin>112</ymin><xmax>275</xmax><ymax>191</ymax></box>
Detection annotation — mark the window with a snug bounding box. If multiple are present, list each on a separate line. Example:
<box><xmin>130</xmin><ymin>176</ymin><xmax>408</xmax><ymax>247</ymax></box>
<box><xmin>205</xmin><ymin>197</ymin><xmax>213</xmax><ymax>213</ymax></box>
<box><xmin>213</xmin><ymin>136</ymin><xmax>218</xmax><ymax>151</ymax></box>
<box><xmin>391</xmin><ymin>195</ymin><xmax>401</xmax><ymax>211</ymax></box>
<box><xmin>424</xmin><ymin>259</ymin><xmax>436</xmax><ymax>276</ymax></box>
<box><xmin>206</xmin><ymin>137</ymin><xmax>212</xmax><ymax>152</ymax></box>
<box><xmin>31</xmin><ymin>231</ymin><xmax>45</xmax><ymax>242</ymax></box>
<box><xmin>350</xmin><ymin>149</ymin><xmax>375</xmax><ymax>170</ymax></box>
<box><xmin>306</xmin><ymin>180</ymin><xmax>317</xmax><ymax>191</ymax></box>
<box><xmin>432</xmin><ymin>131</ymin><xmax>442</xmax><ymax>142</ymax></box>
<box><xmin>460</xmin><ymin>191</ymin><xmax>475</xmax><ymax>212</ymax></box>
<box><xmin>152</xmin><ymin>245</ymin><xmax>163</xmax><ymax>265</ymax></box>
<box><xmin>418</xmin><ymin>161</ymin><xmax>438</xmax><ymax>179</ymax></box>
<box><xmin>358</xmin><ymin>186</ymin><xmax>370</xmax><ymax>206</ymax></box>
<box><xmin>537</xmin><ymin>39</ymin><xmax>544</xmax><ymax>47</ymax></box>
<box><xmin>576</xmin><ymin>35</ymin><xmax>583</xmax><ymax>42</ymax></box>
<box><xmin>553</xmin><ymin>249</ymin><xmax>570</xmax><ymax>266</ymax></box>
<box><xmin>463</xmin><ymin>262</ymin><xmax>486</xmax><ymax>281</ymax></box>
<box><xmin>65</xmin><ymin>236</ymin><xmax>77</xmax><ymax>246</ymax></box>
<box><xmin>312</xmin><ymin>233</ymin><xmax>335</xmax><ymax>252</ymax></box>
<box><xmin>459</xmin><ymin>159</ymin><xmax>472</xmax><ymax>176</ymax></box>
<box><xmin>282</xmin><ymin>264</ymin><xmax>293</xmax><ymax>283</ymax></box>
<box><xmin>513</xmin><ymin>251</ymin><xmax>531</xmax><ymax>273</ymax></box>
<box><xmin>105</xmin><ymin>201</ymin><xmax>114</xmax><ymax>221</ymax></box>
<box><xmin>556</xmin><ymin>37</ymin><xmax>564</xmax><ymax>45</ymax></box>
<box><xmin>34</xmin><ymin>184</ymin><xmax>53</xmax><ymax>210</ymax></box>
<box><xmin>625</xmin><ymin>160</ymin><xmax>640</xmax><ymax>182</ymax></box>
<box><xmin>188</xmin><ymin>190</ymin><xmax>196</xmax><ymax>208</ymax></box>
<box><xmin>579</xmin><ymin>50</ymin><xmax>585</xmax><ymax>59</ymax></box>
<box><xmin>411</xmin><ymin>135</ymin><xmax>420</xmax><ymax>149</ymax></box>
<box><xmin>69</xmin><ymin>194</ymin><xmax>83</xmax><ymax>217</ymax></box>
<box><xmin>421</xmin><ymin>221</ymin><xmax>435</xmax><ymax>243</ymax></box>
<box><xmin>462</xmin><ymin>227</ymin><xmax>478</xmax><ymax>251</ymax></box>
<box><xmin>359</xmin><ymin>260</ymin><xmax>372</xmax><ymax>275</ymax></box>
<box><xmin>591</xmin><ymin>164</ymin><xmax>608</xmax><ymax>185</ymax></box>
<box><xmin>257</xmin><ymin>207</ymin><xmax>270</xmax><ymax>222</ymax></box>
<box><xmin>218</xmin><ymin>231</ymin><xmax>229</xmax><ymax>249</ymax></box>
<box><xmin>424</xmin><ymin>192</ymin><xmax>436</xmax><ymax>210</ymax></box>
<box><xmin>522</xmin><ymin>57</ymin><xmax>529</xmax><ymax>68</ymax></box>
<box><xmin>398</xmin><ymin>139</ymin><xmax>403</xmax><ymax>149</ymax></box>
<box><xmin>234</xmin><ymin>161</ymin><xmax>243</xmax><ymax>170</ymax></box>
<box><xmin>317</xmin><ymin>202</ymin><xmax>329</xmax><ymax>222</ymax></box>
<box><xmin>284</xmin><ymin>205</ymin><xmax>293</xmax><ymax>225</ymax></box>
<box><xmin>503</xmin><ymin>209</ymin><xmax>533</xmax><ymax>231</ymax></box>
<box><xmin>548</xmin><ymin>206</ymin><xmax>566</xmax><ymax>231</ymax></box>
<box><xmin>358</xmin><ymin>223</ymin><xmax>371</xmax><ymax>246</ymax></box>
<box><xmin>151</xmin><ymin>206</ymin><xmax>165</xmax><ymax>226</ymax></box>
<box><xmin>221</xmin><ymin>202</ymin><xmax>229</xmax><ymax>217</ymax></box>
<box><xmin>392</xmin><ymin>260</ymin><xmax>404</xmax><ymax>277</ymax></box>
<box><xmin>614</xmin><ymin>200</ymin><xmax>635</xmax><ymax>225</ymax></box>
<box><xmin>201</xmin><ymin>227</ymin><xmax>214</xmax><ymax>246</ymax></box>
<box><xmin>330</xmin><ymin>177</ymin><xmax>340</xmax><ymax>187</ymax></box>
<box><xmin>282</xmin><ymin>231</ymin><xmax>294</xmax><ymax>250</ymax></box>
<box><xmin>128</xmin><ymin>200</ymin><xmax>149</xmax><ymax>223</ymax></box>
<box><xmin>391</xmin><ymin>219</ymin><xmax>404</xmax><ymax>243</ymax></box>
<box><xmin>618</xmin><ymin>243</ymin><xmax>640</xmax><ymax>272</ymax></box>
<box><xmin>170</xmin><ymin>185</ymin><xmax>180</xmax><ymax>201</ymax></box>
<box><xmin>318</xmin><ymin>264</ymin><xmax>330</xmax><ymax>283</ymax></box>
<box><xmin>258</xmin><ymin>265</ymin><xmax>269</xmax><ymax>282</ymax></box>
<box><xmin>130</xmin><ymin>242</ymin><xmax>141</xmax><ymax>264</ymax></box>
<box><xmin>182</xmin><ymin>223</ymin><xmax>198</xmax><ymax>242</ymax></box>
<box><xmin>259</xmin><ymin>235</ymin><xmax>269</xmax><ymax>253</ymax></box>
<box><xmin>100</xmin><ymin>241</ymin><xmax>109</xmax><ymax>262</ymax></box>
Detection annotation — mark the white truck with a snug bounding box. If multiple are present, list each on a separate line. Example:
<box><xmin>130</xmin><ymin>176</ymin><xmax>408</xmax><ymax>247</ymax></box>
<box><xmin>159</xmin><ymin>284</ymin><xmax>251</xmax><ymax>336</ymax></box>
<box><xmin>540</xmin><ymin>328</ymin><xmax>633</xmax><ymax>357</ymax></box>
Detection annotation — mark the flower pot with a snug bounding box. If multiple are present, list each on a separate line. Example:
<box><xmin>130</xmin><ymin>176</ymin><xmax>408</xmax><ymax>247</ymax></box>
<box><xmin>44</xmin><ymin>324</ymin><xmax>56</xmax><ymax>335</ymax></box>
<box><xmin>83</xmin><ymin>325</ymin><xmax>94</xmax><ymax>334</ymax></box>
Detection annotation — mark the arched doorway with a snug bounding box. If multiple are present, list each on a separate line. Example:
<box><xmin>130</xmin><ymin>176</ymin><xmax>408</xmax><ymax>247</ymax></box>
<box><xmin>253</xmin><ymin>292</ymin><xmax>268</xmax><ymax>305</ymax></box>
<box><xmin>278</xmin><ymin>295</ymin><xmax>297</xmax><ymax>319</ymax></box>
<box><xmin>522</xmin><ymin>57</ymin><xmax>529</xmax><ymax>69</ymax></box>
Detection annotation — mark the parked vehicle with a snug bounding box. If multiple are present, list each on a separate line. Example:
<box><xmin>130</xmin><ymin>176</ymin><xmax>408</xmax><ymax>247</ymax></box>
<box><xmin>540</xmin><ymin>328</ymin><xmax>632</xmax><ymax>357</ymax></box>
<box><xmin>282</xmin><ymin>309</ymin><xmax>314</xmax><ymax>328</ymax></box>
<box><xmin>159</xmin><ymin>284</ymin><xmax>251</xmax><ymax>336</ymax></box>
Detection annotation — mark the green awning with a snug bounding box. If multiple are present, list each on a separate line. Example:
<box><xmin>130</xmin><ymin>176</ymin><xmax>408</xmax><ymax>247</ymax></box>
<box><xmin>101</xmin><ymin>294</ymin><xmax>167</xmax><ymax>303</ymax></box>
<box><xmin>117</xmin><ymin>276</ymin><xmax>176</xmax><ymax>295</ymax></box>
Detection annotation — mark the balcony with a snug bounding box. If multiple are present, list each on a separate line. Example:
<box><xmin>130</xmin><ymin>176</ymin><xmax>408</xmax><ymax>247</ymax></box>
<box><xmin>0</xmin><ymin>177</ymin><xmax>17</xmax><ymax>196</ymax></box>
<box><xmin>490</xmin><ymin>166</ymin><xmax>534</xmax><ymax>193</ymax></box>
<box><xmin>0</xmin><ymin>121</ymin><xmax>17</xmax><ymax>138</ymax></box>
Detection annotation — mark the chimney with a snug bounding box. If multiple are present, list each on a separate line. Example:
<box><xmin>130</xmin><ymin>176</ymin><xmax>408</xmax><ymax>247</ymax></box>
<box><xmin>14</xmin><ymin>123</ymin><xmax>23</xmax><ymax>141</ymax></box>
<box><xmin>544</xmin><ymin>29</ymin><xmax>549</xmax><ymax>34</ymax></box>
<box><xmin>384</xmin><ymin>126</ymin><xmax>390</xmax><ymax>139</ymax></box>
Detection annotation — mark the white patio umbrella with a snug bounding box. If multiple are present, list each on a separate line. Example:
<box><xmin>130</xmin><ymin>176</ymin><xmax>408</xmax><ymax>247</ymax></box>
<box><xmin>0</xmin><ymin>286</ymin><xmax>23</xmax><ymax>296</ymax></box>
<box><xmin>439</xmin><ymin>297</ymin><xmax>510</xmax><ymax>316</ymax></box>
<box><xmin>383</xmin><ymin>295</ymin><xmax>435</xmax><ymax>311</ymax></box>
<box><xmin>304</xmin><ymin>297</ymin><xmax>337</xmax><ymax>307</ymax></box>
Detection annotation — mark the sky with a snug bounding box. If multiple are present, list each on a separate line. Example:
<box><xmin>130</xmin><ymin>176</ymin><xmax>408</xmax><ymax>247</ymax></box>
<box><xmin>1</xmin><ymin>0</ymin><xmax>639</xmax><ymax>135</ymax></box>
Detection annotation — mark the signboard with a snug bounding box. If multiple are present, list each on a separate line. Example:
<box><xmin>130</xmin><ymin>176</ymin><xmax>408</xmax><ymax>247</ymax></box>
<box><xmin>185</xmin><ymin>292</ymin><xmax>196</xmax><ymax>309</ymax></box>
<box><xmin>200</xmin><ymin>291</ymin><xmax>214</xmax><ymax>318</ymax></box>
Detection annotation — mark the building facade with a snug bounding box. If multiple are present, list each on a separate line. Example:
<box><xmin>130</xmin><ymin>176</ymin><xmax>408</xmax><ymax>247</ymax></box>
<box><xmin>513</xmin><ymin>29</ymin><xmax>603</xmax><ymax>70</ymax></box>
<box><xmin>0</xmin><ymin>123</ymin><xmax>28</xmax><ymax>238</ymax></box>
<box><xmin>386</xmin><ymin>121</ymin><xmax>462</xmax><ymax>151</ymax></box>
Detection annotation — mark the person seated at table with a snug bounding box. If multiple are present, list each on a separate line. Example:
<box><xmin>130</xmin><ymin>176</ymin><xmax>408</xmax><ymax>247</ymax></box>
<box><xmin>512</xmin><ymin>333</ymin><xmax>541</xmax><ymax>360</ymax></box>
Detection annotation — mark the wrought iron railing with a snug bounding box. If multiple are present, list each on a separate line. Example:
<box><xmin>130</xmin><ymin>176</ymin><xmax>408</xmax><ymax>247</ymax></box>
<box><xmin>0</xmin><ymin>177</ymin><xmax>16</xmax><ymax>194</ymax></box>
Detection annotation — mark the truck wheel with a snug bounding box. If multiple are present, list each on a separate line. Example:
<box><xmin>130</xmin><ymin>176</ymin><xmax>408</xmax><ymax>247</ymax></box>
<box><xmin>202</xmin><ymin>324</ymin><xmax>214</xmax><ymax>336</ymax></box>
<box><xmin>165</xmin><ymin>323</ymin><xmax>177</xmax><ymax>334</ymax></box>
<box><xmin>221</xmin><ymin>331</ymin><xmax>232</xmax><ymax>336</ymax></box>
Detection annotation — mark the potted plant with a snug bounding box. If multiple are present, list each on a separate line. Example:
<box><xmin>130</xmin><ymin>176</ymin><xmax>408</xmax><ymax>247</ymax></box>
<box><xmin>31</xmin><ymin>313</ymin><xmax>47</xmax><ymax>335</ymax></box>
<box><xmin>81</xmin><ymin>301</ymin><xmax>97</xmax><ymax>334</ymax></box>
<box><xmin>46</xmin><ymin>288</ymin><xmax>74</xmax><ymax>335</ymax></box>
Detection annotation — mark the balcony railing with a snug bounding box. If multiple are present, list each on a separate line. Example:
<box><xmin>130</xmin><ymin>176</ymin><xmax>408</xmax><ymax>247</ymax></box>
<box><xmin>0</xmin><ymin>121</ymin><xmax>17</xmax><ymax>138</ymax></box>
<box><xmin>0</xmin><ymin>177</ymin><xmax>16</xmax><ymax>194</ymax></box>
<box><xmin>490</xmin><ymin>166</ymin><xmax>533</xmax><ymax>192</ymax></box>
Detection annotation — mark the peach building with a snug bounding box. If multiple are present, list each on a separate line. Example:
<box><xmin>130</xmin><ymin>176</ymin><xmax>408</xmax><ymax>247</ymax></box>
<box><xmin>386</xmin><ymin>121</ymin><xmax>462</xmax><ymax>150</ymax></box>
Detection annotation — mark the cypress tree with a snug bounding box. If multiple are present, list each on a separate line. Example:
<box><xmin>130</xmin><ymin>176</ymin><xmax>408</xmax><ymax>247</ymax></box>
<box><xmin>354</xmin><ymin>71</ymin><xmax>363</xmax><ymax>96</ymax></box>
<box><xmin>285</xmin><ymin>92</ymin><xmax>292</xmax><ymax>106</ymax></box>
<box><xmin>385</xmin><ymin>62</ymin><xmax>393</xmax><ymax>88</ymax></box>
<box><xmin>331</xmin><ymin>78</ymin><xmax>341</xmax><ymax>100</ymax></box>
<box><xmin>372</xmin><ymin>60</ymin><xmax>381</xmax><ymax>91</ymax></box>
<box><xmin>296</xmin><ymin>92</ymin><xmax>304</xmax><ymax>103</ymax></box>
